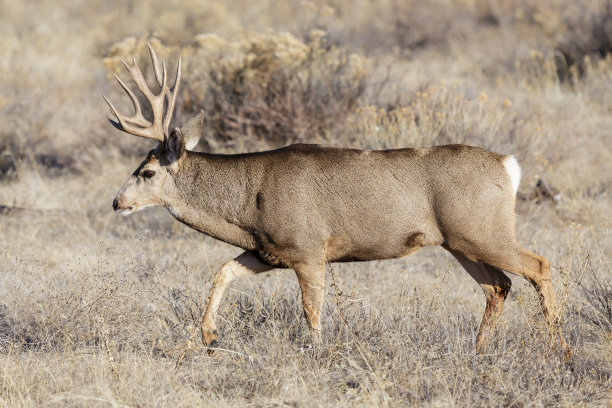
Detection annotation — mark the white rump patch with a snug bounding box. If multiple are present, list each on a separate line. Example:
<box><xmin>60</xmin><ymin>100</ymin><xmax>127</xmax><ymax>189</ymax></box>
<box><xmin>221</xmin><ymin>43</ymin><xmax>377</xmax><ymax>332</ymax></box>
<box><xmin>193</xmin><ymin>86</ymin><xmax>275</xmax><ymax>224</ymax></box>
<box><xmin>503</xmin><ymin>155</ymin><xmax>521</xmax><ymax>196</ymax></box>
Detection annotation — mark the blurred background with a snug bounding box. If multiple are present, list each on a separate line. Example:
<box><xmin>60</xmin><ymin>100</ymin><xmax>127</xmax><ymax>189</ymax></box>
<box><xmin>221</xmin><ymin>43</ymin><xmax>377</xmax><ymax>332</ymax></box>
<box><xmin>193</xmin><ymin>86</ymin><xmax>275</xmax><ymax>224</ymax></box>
<box><xmin>0</xmin><ymin>0</ymin><xmax>610</xmax><ymax>406</ymax></box>
<box><xmin>2</xmin><ymin>0</ymin><xmax>611</xmax><ymax>164</ymax></box>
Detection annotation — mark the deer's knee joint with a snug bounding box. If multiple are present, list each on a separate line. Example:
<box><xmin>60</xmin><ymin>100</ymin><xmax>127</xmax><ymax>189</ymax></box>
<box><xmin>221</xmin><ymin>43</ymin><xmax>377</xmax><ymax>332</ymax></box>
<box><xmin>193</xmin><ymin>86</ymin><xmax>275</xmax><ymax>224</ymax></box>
<box><xmin>536</xmin><ymin>257</ymin><xmax>552</xmax><ymax>278</ymax></box>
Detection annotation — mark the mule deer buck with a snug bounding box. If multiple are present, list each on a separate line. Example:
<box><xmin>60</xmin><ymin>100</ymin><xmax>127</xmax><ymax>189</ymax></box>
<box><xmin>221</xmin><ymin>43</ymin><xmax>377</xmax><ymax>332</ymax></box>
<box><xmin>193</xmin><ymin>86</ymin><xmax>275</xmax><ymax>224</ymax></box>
<box><xmin>105</xmin><ymin>45</ymin><xmax>569</xmax><ymax>356</ymax></box>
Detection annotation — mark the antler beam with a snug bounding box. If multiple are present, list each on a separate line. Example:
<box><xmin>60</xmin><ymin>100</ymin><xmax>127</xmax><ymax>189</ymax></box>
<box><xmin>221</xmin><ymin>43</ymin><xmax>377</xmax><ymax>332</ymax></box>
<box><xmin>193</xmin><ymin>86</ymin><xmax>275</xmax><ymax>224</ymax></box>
<box><xmin>103</xmin><ymin>44</ymin><xmax>181</xmax><ymax>142</ymax></box>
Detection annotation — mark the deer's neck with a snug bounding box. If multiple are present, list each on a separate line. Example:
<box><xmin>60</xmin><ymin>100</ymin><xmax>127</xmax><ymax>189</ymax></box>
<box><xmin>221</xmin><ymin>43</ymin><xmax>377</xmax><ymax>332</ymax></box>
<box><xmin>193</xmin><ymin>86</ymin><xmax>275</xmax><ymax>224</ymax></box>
<box><xmin>165</xmin><ymin>152</ymin><xmax>260</xmax><ymax>250</ymax></box>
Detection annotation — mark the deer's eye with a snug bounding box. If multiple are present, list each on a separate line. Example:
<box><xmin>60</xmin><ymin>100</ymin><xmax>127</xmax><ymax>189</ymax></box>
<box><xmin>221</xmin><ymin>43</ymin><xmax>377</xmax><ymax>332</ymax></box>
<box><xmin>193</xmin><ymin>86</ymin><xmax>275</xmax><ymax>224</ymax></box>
<box><xmin>143</xmin><ymin>170</ymin><xmax>156</xmax><ymax>179</ymax></box>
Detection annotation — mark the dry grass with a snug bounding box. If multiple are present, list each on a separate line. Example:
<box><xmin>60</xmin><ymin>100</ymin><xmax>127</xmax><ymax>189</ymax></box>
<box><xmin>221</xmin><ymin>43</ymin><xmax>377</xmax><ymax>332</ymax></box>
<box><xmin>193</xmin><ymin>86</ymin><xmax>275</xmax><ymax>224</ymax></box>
<box><xmin>0</xmin><ymin>0</ymin><xmax>611</xmax><ymax>406</ymax></box>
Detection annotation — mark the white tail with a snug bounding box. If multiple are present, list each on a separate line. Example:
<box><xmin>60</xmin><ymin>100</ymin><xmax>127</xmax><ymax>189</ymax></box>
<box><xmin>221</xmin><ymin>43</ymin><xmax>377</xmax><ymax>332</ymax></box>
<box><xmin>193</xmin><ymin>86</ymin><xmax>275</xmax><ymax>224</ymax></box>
<box><xmin>503</xmin><ymin>155</ymin><xmax>521</xmax><ymax>196</ymax></box>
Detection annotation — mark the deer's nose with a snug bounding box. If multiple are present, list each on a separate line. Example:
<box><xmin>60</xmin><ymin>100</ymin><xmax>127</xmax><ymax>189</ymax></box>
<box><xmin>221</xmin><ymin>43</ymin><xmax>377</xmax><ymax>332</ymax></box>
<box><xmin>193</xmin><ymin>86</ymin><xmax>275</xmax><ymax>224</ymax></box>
<box><xmin>112</xmin><ymin>198</ymin><xmax>118</xmax><ymax>211</ymax></box>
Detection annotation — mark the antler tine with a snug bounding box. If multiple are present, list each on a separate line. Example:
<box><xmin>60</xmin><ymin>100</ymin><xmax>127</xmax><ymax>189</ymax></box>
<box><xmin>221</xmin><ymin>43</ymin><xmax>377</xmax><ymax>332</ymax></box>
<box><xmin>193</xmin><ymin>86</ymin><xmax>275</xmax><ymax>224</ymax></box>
<box><xmin>103</xmin><ymin>94</ymin><xmax>160</xmax><ymax>140</ymax></box>
<box><xmin>163</xmin><ymin>55</ymin><xmax>182</xmax><ymax>136</ymax></box>
<box><xmin>161</xmin><ymin>60</ymin><xmax>168</xmax><ymax>92</ymax></box>
<box><xmin>123</xmin><ymin>58</ymin><xmax>155</xmax><ymax>100</ymax></box>
<box><xmin>147</xmin><ymin>43</ymin><xmax>164</xmax><ymax>88</ymax></box>
<box><xmin>112</xmin><ymin>74</ymin><xmax>152</xmax><ymax>127</ymax></box>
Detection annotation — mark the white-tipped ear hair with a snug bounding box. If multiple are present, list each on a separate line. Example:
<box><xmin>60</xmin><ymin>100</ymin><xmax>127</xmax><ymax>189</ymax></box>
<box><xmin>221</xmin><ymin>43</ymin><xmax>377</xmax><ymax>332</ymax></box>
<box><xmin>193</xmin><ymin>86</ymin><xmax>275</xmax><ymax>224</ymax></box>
<box><xmin>181</xmin><ymin>110</ymin><xmax>205</xmax><ymax>150</ymax></box>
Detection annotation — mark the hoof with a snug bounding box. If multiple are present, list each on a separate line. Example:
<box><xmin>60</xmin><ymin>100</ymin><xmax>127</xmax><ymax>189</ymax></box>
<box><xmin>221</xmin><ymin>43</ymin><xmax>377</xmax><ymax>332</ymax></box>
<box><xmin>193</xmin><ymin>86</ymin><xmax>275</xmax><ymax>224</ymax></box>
<box><xmin>206</xmin><ymin>339</ymin><xmax>218</xmax><ymax>356</ymax></box>
<box><xmin>299</xmin><ymin>344</ymin><xmax>313</xmax><ymax>353</ymax></box>
<box><xmin>202</xmin><ymin>327</ymin><xmax>218</xmax><ymax>346</ymax></box>
<box><xmin>299</xmin><ymin>342</ymin><xmax>323</xmax><ymax>358</ymax></box>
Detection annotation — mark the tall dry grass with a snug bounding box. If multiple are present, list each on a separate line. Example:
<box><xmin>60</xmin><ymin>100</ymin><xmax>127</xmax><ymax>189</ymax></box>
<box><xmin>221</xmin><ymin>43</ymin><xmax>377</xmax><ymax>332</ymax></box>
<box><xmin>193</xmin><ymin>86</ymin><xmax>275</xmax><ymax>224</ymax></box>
<box><xmin>0</xmin><ymin>0</ymin><xmax>610</xmax><ymax>406</ymax></box>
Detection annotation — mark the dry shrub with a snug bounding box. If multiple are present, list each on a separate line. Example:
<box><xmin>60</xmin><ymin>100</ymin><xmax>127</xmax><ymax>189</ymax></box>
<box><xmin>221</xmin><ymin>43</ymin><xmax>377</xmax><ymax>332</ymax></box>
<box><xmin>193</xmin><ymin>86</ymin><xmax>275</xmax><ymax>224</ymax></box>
<box><xmin>384</xmin><ymin>1</ymin><xmax>476</xmax><ymax>51</ymax></box>
<box><xmin>0</xmin><ymin>251</ymin><xmax>158</xmax><ymax>352</ymax></box>
<box><xmin>0</xmin><ymin>236</ymin><xmax>216</xmax><ymax>359</ymax></box>
<box><xmin>341</xmin><ymin>84</ymin><xmax>532</xmax><ymax>157</ymax></box>
<box><xmin>103</xmin><ymin>37</ymin><xmax>179</xmax><ymax>77</ymax></box>
<box><xmin>554</xmin><ymin>0</ymin><xmax>612</xmax><ymax>79</ymax></box>
<box><xmin>572</xmin><ymin>54</ymin><xmax>612</xmax><ymax>109</ymax></box>
<box><xmin>183</xmin><ymin>30</ymin><xmax>368</xmax><ymax>149</ymax></box>
<box><xmin>307</xmin><ymin>0</ymin><xmax>481</xmax><ymax>54</ymax></box>
<box><xmin>578</xmin><ymin>269</ymin><xmax>612</xmax><ymax>333</ymax></box>
<box><xmin>558</xmin><ymin>225</ymin><xmax>612</xmax><ymax>336</ymax></box>
<box><xmin>115</xmin><ymin>0</ymin><xmax>240</xmax><ymax>44</ymax></box>
<box><xmin>491</xmin><ymin>0</ymin><xmax>612</xmax><ymax>81</ymax></box>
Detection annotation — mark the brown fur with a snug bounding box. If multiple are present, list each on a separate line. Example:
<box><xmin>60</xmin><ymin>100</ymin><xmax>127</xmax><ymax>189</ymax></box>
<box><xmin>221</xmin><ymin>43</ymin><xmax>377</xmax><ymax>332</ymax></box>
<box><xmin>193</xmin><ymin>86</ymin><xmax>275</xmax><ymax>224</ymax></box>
<box><xmin>108</xmin><ymin>49</ymin><xmax>569</xmax><ymax>356</ymax></box>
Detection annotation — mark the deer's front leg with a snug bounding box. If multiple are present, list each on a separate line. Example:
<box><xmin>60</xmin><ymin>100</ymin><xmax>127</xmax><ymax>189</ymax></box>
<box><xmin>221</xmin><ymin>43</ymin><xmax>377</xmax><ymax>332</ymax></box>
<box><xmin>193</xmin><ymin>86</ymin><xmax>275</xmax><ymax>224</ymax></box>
<box><xmin>294</xmin><ymin>261</ymin><xmax>326</xmax><ymax>343</ymax></box>
<box><xmin>201</xmin><ymin>251</ymin><xmax>273</xmax><ymax>346</ymax></box>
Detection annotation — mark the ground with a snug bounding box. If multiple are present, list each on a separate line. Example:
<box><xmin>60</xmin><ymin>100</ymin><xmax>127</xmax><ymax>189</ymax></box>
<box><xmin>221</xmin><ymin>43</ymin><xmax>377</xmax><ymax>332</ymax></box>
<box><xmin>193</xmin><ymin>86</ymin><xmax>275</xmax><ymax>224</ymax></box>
<box><xmin>0</xmin><ymin>0</ymin><xmax>611</xmax><ymax>406</ymax></box>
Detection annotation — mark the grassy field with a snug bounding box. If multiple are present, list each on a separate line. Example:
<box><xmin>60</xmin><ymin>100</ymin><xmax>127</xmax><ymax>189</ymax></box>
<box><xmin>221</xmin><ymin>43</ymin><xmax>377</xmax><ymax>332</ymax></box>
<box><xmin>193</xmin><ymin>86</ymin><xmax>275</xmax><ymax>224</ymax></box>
<box><xmin>1</xmin><ymin>0</ymin><xmax>611</xmax><ymax>406</ymax></box>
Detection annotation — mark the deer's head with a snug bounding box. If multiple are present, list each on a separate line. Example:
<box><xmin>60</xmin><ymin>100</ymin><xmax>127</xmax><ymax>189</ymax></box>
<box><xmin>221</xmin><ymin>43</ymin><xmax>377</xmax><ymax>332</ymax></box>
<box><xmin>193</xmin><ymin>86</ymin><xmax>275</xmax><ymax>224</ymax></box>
<box><xmin>104</xmin><ymin>45</ymin><xmax>204</xmax><ymax>215</ymax></box>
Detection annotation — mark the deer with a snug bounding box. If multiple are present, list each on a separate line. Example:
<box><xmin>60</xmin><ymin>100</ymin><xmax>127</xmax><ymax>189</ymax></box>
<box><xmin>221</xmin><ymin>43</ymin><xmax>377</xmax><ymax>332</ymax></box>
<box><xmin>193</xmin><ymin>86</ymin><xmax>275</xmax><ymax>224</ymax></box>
<box><xmin>105</xmin><ymin>45</ymin><xmax>570</xmax><ymax>357</ymax></box>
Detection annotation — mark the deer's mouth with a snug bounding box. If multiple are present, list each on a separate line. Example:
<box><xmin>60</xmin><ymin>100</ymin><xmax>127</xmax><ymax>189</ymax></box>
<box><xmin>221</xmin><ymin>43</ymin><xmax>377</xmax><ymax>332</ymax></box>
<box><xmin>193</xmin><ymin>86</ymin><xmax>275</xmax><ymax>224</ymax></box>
<box><xmin>114</xmin><ymin>202</ymin><xmax>157</xmax><ymax>216</ymax></box>
<box><xmin>116</xmin><ymin>206</ymin><xmax>134</xmax><ymax>216</ymax></box>
<box><xmin>113</xmin><ymin>197</ymin><xmax>134</xmax><ymax>215</ymax></box>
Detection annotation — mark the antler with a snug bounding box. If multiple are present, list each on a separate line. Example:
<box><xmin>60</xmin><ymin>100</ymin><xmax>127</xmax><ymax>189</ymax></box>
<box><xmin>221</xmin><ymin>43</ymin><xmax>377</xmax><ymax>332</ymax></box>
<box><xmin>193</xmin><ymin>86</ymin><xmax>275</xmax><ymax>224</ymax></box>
<box><xmin>103</xmin><ymin>44</ymin><xmax>181</xmax><ymax>142</ymax></box>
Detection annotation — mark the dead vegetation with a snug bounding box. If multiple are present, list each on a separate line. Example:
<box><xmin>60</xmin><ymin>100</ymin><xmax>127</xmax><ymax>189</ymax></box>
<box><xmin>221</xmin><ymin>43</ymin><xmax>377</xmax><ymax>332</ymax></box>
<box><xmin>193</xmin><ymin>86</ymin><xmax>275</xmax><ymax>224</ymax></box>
<box><xmin>0</xmin><ymin>0</ymin><xmax>611</xmax><ymax>406</ymax></box>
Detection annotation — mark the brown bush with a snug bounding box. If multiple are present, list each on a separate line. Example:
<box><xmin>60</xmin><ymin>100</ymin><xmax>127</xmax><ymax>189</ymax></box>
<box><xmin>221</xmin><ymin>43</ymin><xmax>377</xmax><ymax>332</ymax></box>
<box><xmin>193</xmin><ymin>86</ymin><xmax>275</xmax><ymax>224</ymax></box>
<box><xmin>554</xmin><ymin>0</ymin><xmax>612</xmax><ymax>79</ymax></box>
<box><xmin>341</xmin><ymin>85</ymin><xmax>532</xmax><ymax>159</ymax></box>
<box><xmin>182</xmin><ymin>31</ymin><xmax>368</xmax><ymax>150</ymax></box>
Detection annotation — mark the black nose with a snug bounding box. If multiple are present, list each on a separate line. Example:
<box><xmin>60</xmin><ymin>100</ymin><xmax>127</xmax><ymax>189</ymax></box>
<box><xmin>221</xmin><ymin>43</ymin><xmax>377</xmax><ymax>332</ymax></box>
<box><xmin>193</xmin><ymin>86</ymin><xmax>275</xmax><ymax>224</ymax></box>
<box><xmin>112</xmin><ymin>198</ymin><xmax>118</xmax><ymax>211</ymax></box>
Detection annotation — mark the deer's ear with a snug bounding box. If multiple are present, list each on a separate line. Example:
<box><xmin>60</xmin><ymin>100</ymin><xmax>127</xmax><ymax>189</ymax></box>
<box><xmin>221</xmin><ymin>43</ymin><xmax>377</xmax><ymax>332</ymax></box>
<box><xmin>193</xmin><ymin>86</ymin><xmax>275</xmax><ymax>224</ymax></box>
<box><xmin>181</xmin><ymin>110</ymin><xmax>205</xmax><ymax>151</ymax></box>
<box><xmin>164</xmin><ymin>127</ymin><xmax>185</xmax><ymax>163</ymax></box>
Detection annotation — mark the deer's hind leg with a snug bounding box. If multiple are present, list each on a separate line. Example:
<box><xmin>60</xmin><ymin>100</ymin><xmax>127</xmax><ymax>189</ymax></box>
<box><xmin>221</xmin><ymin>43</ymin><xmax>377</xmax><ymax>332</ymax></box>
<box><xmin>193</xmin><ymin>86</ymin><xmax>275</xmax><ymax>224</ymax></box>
<box><xmin>482</xmin><ymin>248</ymin><xmax>570</xmax><ymax>358</ymax></box>
<box><xmin>446</xmin><ymin>248</ymin><xmax>512</xmax><ymax>353</ymax></box>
